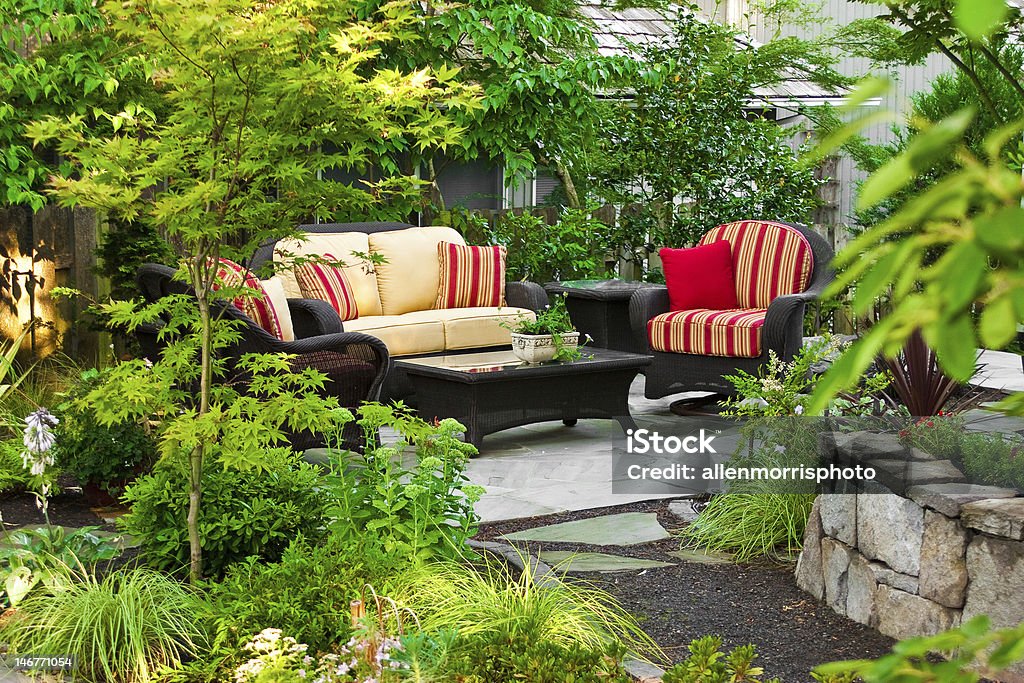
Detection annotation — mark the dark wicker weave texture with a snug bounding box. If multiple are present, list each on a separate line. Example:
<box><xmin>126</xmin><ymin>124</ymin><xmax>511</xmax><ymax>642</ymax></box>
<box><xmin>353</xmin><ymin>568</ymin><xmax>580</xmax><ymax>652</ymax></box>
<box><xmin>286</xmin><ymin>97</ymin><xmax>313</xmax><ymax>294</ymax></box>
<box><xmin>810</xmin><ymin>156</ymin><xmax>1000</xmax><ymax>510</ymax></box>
<box><xmin>628</xmin><ymin>222</ymin><xmax>836</xmax><ymax>399</ymax></box>
<box><xmin>135</xmin><ymin>263</ymin><xmax>390</xmax><ymax>451</ymax></box>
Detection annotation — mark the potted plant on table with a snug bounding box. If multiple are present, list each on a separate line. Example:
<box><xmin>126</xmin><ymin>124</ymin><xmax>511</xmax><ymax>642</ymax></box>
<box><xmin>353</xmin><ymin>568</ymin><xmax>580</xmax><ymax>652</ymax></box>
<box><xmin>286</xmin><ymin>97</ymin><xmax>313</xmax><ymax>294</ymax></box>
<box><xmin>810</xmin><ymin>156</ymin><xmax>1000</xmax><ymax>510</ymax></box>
<box><xmin>505</xmin><ymin>294</ymin><xmax>584</xmax><ymax>363</ymax></box>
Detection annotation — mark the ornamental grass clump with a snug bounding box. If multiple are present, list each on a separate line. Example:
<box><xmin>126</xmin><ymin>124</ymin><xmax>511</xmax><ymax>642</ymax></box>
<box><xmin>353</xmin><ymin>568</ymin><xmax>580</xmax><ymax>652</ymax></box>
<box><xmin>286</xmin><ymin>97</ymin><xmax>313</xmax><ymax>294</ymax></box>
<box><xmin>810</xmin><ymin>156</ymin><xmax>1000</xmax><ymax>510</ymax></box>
<box><xmin>683</xmin><ymin>489</ymin><xmax>817</xmax><ymax>563</ymax></box>
<box><xmin>0</xmin><ymin>567</ymin><xmax>210</xmax><ymax>683</ymax></box>
<box><xmin>390</xmin><ymin>555</ymin><xmax>662</xmax><ymax>662</ymax></box>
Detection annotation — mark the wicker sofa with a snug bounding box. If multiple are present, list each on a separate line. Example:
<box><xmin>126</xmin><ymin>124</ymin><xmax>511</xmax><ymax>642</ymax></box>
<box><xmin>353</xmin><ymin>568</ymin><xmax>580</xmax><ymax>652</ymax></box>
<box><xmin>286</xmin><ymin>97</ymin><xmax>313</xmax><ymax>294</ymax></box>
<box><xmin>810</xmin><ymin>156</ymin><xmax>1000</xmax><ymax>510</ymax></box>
<box><xmin>630</xmin><ymin>220</ymin><xmax>835</xmax><ymax>399</ymax></box>
<box><xmin>250</xmin><ymin>222</ymin><xmax>549</xmax><ymax>398</ymax></box>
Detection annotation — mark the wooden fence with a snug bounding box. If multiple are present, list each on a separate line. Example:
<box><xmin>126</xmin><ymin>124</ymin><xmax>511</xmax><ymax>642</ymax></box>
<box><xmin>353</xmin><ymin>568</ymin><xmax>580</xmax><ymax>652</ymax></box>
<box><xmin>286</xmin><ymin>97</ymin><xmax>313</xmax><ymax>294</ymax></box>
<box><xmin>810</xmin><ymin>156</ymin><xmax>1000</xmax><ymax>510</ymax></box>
<box><xmin>0</xmin><ymin>205</ymin><xmax>104</xmax><ymax>361</ymax></box>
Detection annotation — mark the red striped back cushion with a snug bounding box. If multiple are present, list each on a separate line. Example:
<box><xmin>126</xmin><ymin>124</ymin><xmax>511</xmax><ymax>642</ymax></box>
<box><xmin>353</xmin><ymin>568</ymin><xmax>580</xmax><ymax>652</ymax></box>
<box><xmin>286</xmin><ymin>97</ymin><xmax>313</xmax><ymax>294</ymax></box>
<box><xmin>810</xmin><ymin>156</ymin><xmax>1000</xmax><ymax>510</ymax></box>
<box><xmin>211</xmin><ymin>258</ymin><xmax>285</xmax><ymax>339</ymax></box>
<box><xmin>294</xmin><ymin>254</ymin><xmax>359</xmax><ymax>322</ymax></box>
<box><xmin>435</xmin><ymin>243</ymin><xmax>507</xmax><ymax>309</ymax></box>
<box><xmin>698</xmin><ymin>221</ymin><xmax>813</xmax><ymax>309</ymax></box>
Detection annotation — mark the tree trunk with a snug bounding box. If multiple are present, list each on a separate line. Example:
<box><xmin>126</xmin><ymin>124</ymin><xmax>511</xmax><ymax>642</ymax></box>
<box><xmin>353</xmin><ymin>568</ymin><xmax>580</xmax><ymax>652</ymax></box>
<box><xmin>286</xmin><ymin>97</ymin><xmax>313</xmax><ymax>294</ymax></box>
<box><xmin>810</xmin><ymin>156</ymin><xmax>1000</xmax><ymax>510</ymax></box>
<box><xmin>553</xmin><ymin>159</ymin><xmax>581</xmax><ymax>209</ymax></box>
<box><xmin>187</xmin><ymin>257</ymin><xmax>213</xmax><ymax>584</ymax></box>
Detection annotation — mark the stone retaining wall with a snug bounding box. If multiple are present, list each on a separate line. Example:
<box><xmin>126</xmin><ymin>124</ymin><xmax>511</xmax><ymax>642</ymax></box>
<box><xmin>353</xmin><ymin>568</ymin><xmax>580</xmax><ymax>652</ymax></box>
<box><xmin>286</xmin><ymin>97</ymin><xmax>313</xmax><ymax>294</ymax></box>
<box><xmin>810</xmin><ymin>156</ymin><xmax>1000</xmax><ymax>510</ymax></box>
<box><xmin>796</xmin><ymin>482</ymin><xmax>1024</xmax><ymax>680</ymax></box>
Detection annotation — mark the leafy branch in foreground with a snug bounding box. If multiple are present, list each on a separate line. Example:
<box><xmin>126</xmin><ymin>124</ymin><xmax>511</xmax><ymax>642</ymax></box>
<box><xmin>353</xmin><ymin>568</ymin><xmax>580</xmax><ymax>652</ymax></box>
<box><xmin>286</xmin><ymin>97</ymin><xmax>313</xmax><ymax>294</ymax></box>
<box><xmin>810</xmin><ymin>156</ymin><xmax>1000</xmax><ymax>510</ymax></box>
<box><xmin>814</xmin><ymin>616</ymin><xmax>1024</xmax><ymax>682</ymax></box>
<box><xmin>807</xmin><ymin>94</ymin><xmax>1024</xmax><ymax>415</ymax></box>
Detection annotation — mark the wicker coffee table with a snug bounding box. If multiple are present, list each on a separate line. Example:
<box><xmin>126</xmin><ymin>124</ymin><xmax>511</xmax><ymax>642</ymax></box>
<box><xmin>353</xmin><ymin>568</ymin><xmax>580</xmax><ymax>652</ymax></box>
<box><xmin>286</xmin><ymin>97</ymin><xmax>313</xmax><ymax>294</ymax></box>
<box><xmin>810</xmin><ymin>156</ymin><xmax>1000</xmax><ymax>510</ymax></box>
<box><xmin>396</xmin><ymin>348</ymin><xmax>652</xmax><ymax>451</ymax></box>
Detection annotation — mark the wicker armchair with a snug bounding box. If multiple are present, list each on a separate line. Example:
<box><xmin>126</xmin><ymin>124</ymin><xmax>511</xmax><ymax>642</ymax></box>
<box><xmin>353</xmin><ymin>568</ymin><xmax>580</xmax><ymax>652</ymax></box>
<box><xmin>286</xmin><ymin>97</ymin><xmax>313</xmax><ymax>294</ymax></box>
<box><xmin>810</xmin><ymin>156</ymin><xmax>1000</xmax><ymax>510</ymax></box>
<box><xmin>135</xmin><ymin>263</ymin><xmax>390</xmax><ymax>451</ymax></box>
<box><xmin>630</xmin><ymin>220</ymin><xmax>835</xmax><ymax>399</ymax></box>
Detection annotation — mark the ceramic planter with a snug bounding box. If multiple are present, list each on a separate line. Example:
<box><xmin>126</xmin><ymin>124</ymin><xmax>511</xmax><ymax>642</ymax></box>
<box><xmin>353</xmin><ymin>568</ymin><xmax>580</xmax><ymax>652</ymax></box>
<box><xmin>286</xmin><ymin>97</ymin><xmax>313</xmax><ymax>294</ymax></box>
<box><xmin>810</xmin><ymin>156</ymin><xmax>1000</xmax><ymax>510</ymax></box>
<box><xmin>510</xmin><ymin>331</ymin><xmax>580</xmax><ymax>363</ymax></box>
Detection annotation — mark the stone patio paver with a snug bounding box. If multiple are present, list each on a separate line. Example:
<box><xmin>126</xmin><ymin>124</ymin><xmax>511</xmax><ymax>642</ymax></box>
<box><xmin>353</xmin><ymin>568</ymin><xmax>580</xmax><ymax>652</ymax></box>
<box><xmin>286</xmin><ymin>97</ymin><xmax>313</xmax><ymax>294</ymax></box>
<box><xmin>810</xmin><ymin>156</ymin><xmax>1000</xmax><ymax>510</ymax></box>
<box><xmin>500</xmin><ymin>511</ymin><xmax>671</xmax><ymax>545</ymax></box>
<box><xmin>537</xmin><ymin>550</ymin><xmax>675</xmax><ymax>572</ymax></box>
<box><xmin>973</xmin><ymin>349</ymin><xmax>1024</xmax><ymax>393</ymax></box>
<box><xmin>667</xmin><ymin>549</ymin><xmax>734</xmax><ymax>564</ymax></box>
<box><xmin>463</xmin><ymin>378</ymin><xmax>705</xmax><ymax>522</ymax></box>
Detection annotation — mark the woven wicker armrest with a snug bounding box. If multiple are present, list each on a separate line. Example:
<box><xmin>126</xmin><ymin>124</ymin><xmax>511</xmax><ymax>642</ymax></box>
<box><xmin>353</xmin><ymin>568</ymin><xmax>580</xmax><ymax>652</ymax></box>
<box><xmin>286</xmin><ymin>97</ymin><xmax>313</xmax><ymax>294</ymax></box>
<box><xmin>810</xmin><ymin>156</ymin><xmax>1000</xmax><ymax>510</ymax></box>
<box><xmin>629</xmin><ymin>285</ymin><xmax>670</xmax><ymax>352</ymax></box>
<box><xmin>506</xmin><ymin>280</ymin><xmax>549</xmax><ymax>312</ymax></box>
<box><xmin>288</xmin><ymin>298</ymin><xmax>344</xmax><ymax>338</ymax></box>
<box><xmin>763</xmin><ymin>291</ymin><xmax>820</xmax><ymax>360</ymax></box>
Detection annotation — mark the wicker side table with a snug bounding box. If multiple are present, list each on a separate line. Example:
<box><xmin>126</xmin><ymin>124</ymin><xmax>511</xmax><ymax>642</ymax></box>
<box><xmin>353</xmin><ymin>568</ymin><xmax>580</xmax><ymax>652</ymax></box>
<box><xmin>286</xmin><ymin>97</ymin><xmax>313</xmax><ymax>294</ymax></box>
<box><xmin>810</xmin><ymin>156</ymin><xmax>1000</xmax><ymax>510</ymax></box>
<box><xmin>544</xmin><ymin>279</ymin><xmax>658</xmax><ymax>354</ymax></box>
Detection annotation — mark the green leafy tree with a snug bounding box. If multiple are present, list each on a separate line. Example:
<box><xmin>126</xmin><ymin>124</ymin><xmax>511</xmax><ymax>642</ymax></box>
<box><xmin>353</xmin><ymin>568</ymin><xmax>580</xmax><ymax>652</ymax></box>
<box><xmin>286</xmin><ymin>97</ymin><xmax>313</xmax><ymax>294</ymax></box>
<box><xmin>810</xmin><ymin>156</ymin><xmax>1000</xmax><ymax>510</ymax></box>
<box><xmin>590</xmin><ymin>13</ymin><xmax>840</xmax><ymax>266</ymax></box>
<box><xmin>28</xmin><ymin>0</ymin><xmax>477</xmax><ymax>581</ymax></box>
<box><xmin>364</xmin><ymin>0</ymin><xmax>635</xmax><ymax>211</ymax></box>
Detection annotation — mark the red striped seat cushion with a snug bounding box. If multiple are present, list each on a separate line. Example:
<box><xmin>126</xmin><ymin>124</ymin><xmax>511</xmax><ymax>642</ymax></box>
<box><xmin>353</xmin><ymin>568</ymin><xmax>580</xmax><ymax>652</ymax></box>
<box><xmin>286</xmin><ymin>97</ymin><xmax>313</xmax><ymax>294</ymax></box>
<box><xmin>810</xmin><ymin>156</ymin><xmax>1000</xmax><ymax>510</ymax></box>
<box><xmin>294</xmin><ymin>254</ymin><xmax>359</xmax><ymax>322</ymax></box>
<box><xmin>435</xmin><ymin>243</ymin><xmax>507</xmax><ymax>309</ymax></box>
<box><xmin>698</xmin><ymin>221</ymin><xmax>813</xmax><ymax>309</ymax></box>
<box><xmin>647</xmin><ymin>308</ymin><xmax>767</xmax><ymax>358</ymax></box>
<box><xmin>212</xmin><ymin>258</ymin><xmax>285</xmax><ymax>340</ymax></box>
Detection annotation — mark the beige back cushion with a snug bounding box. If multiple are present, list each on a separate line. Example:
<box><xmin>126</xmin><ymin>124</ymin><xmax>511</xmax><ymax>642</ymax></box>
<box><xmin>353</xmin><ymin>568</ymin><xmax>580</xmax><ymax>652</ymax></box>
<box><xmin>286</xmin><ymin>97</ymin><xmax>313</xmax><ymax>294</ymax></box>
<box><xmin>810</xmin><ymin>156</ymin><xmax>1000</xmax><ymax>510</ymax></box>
<box><xmin>368</xmin><ymin>226</ymin><xmax>466</xmax><ymax>315</ymax></box>
<box><xmin>273</xmin><ymin>232</ymin><xmax>383</xmax><ymax>317</ymax></box>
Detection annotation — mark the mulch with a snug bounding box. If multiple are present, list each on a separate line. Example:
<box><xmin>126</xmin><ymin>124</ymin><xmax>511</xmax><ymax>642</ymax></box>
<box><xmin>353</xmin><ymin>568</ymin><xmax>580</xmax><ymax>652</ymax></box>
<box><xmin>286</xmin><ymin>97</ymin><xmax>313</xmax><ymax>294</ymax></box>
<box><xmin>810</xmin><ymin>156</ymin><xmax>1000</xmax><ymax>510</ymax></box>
<box><xmin>1</xmin><ymin>474</ymin><xmax>116</xmax><ymax>531</ymax></box>
<box><xmin>476</xmin><ymin>498</ymin><xmax>896</xmax><ymax>683</ymax></box>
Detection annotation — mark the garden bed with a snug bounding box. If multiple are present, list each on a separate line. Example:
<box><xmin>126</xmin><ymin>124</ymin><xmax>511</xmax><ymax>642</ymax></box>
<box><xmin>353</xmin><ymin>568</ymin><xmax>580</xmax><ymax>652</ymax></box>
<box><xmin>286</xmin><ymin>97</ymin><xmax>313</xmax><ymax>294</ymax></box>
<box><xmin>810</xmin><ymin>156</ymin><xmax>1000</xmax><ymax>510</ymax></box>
<box><xmin>477</xmin><ymin>498</ymin><xmax>896</xmax><ymax>682</ymax></box>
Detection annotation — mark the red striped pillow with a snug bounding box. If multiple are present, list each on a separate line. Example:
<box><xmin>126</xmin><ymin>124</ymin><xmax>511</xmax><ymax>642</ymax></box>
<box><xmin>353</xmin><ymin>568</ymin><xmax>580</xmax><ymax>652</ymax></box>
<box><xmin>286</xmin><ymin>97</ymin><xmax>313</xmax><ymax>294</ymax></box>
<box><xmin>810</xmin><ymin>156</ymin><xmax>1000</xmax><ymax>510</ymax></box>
<box><xmin>294</xmin><ymin>254</ymin><xmax>359</xmax><ymax>321</ymax></box>
<box><xmin>211</xmin><ymin>258</ymin><xmax>285</xmax><ymax>339</ymax></box>
<box><xmin>435</xmin><ymin>243</ymin><xmax>507</xmax><ymax>309</ymax></box>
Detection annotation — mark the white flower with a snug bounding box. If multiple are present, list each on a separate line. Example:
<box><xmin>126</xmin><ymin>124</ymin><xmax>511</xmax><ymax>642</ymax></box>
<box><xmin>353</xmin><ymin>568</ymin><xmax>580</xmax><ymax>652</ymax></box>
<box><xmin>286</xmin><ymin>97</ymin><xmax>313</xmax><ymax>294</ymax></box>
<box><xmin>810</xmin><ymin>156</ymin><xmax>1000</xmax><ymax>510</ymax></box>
<box><xmin>22</xmin><ymin>408</ymin><xmax>58</xmax><ymax>476</ymax></box>
<box><xmin>794</xmin><ymin>405</ymin><xmax>804</xmax><ymax>416</ymax></box>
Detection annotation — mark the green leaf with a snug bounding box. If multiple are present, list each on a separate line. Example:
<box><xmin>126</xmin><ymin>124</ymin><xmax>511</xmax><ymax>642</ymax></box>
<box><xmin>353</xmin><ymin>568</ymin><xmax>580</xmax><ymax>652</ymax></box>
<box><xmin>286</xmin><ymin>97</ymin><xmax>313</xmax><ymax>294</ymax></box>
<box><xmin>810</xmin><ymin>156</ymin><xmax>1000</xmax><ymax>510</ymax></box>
<box><xmin>852</xmin><ymin>243</ymin><xmax>907</xmax><ymax>315</ymax></box>
<box><xmin>954</xmin><ymin>0</ymin><xmax>1008</xmax><ymax>40</ymax></box>
<box><xmin>979</xmin><ymin>296</ymin><xmax>1017</xmax><ymax>349</ymax></box>
<box><xmin>929</xmin><ymin>241</ymin><xmax>987</xmax><ymax>313</ymax></box>
<box><xmin>858</xmin><ymin>108</ymin><xmax>975</xmax><ymax>210</ymax></box>
<box><xmin>925</xmin><ymin>314</ymin><xmax>977</xmax><ymax>381</ymax></box>
<box><xmin>974</xmin><ymin>205</ymin><xmax>1024</xmax><ymax>260</ymax></box>
<box><xmin>840</xmin><ymin>76</ymin><xmax>892</xmax><ymax>111</ymax></box>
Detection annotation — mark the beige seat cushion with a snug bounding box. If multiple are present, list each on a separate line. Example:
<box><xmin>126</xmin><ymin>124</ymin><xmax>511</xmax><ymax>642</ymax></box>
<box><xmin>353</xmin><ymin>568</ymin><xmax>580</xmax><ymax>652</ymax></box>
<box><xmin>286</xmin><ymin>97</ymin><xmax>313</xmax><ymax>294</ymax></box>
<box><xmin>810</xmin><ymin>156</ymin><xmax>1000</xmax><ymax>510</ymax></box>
<box><xmin>343</xmin><ymin>314</ymin><xmax>446</xmax><ymax>357</ymax></box>
<box><xmin>429</xmin><ymin>307</ymin><xmax>535</xmax><ymax>350</ymax></box>
<box><xmin>273</xmin><ymin>232</ymin><xmax>383</xmax><ymax>317</ymax></box>
<box><xmin>344</xmin><ymin>307</ymin><xmax>534</xmax><ymax>356</ymax></box>
<box><xmin>368</xmin><ymin>226</ymin><xmax>465</xmax><ymax>315</ymax></box>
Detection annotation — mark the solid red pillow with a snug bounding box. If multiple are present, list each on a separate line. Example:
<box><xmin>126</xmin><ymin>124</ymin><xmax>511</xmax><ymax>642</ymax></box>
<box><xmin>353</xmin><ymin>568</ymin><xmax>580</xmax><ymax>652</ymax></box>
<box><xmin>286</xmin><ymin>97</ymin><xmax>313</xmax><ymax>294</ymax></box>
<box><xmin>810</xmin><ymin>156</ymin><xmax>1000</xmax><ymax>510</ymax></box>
<box><xmin>660</xmin><ymin>240</ymin><xmax>739</xmax><ymax>311</ymax></box>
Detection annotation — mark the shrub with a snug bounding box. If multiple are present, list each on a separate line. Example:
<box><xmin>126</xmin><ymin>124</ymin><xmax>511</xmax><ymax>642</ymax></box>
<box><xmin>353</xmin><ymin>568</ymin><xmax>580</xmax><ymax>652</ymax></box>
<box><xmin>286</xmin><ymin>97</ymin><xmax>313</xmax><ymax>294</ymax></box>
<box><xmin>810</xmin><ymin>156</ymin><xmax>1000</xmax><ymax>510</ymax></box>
<box><xmin>325</xmin><ymin>404</ymin><xmax>482</xmax><ymax>565</ymax></box>
<box><xmin>120</xmin><ymin>450</ymin><xmax>328</xmax><ymax>578</ymax></box>
<box><xmin>662</xmin><ymin>636</ymin><xmax>779</xmax><ymax>683</ymax></box>
<box><xmin>0</xmin><ymin>438</ymin><xmax>32</xmax><ymax>493</ymax></box>
<box><xmin>56</xmin><ymin>368</ymin><xmax>157</xmax><ymax>496</ymax></box>
<box><xmin>444</xmin><ymin>629</ymin><xmax>633</xmax><ymax>682</ymax></box>
<box><xmin>959</xmin><ymin>432</ymin><xmax>1024</xmax><ymax>491</ymax></box>
<box><xmin>391</xmin><ymin>556</ymin><xmax>661</xmax><ymax>661</ymax></box>
<box><xmin>480</xmin><ymin>208</ymin><xmax>613</xmax><ymax>283</ymax></box>
<box><xmin>898</xmin><ymin>413</ymin><xmax>965</xmax><ymax>460</ymax></box>
<box><xmin>0</xmin><ymin>567</ymin><xmax>210</xmax><ymax>683</ymax></box>
<box><xmin>207</xmin><ymin>534</ymin><xmax>396</xmax><ymax>654</ymax></box>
